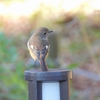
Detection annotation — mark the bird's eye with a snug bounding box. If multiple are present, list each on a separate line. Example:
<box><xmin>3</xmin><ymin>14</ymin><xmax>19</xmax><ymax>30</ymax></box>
<box><xmin>44</xmin><ymin>33</ymin><xmax>46</xmax><ymax>35</ymax></box>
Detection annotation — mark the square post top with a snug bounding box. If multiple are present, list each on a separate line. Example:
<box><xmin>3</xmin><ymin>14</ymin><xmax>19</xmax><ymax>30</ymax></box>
<box><xmin>24</xmin><ymin>69</ymin><xmax>72</xmax><ymax>81</ymax></box>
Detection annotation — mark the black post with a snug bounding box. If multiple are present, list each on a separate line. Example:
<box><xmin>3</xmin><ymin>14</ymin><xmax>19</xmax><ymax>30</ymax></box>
<box><xmin>24</xmin><ymin>69</ymin><xmax>72</xmax><ymax>100</ymax></box>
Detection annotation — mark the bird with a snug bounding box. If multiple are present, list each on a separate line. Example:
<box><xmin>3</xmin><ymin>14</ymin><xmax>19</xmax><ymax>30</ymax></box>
<box><xmin>27</xmin><ymin>27</ymin><xmax>53</xmax><ymax>71</ymax></box>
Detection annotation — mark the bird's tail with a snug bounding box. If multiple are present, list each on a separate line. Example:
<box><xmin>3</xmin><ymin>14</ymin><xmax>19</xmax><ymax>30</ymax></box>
<box><xmin>40</xmin><ymin>59</ymin><xmax>48</xmax><ymax>71</ymax></box>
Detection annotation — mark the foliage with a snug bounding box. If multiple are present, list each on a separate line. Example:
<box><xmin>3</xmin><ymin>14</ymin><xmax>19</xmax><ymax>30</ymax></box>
<box><xmin>67</xmin><ymin>63</ymin><xmax>78</xmax><ymax>69</ymax></box>
<box><xmin>0</xmin><ymin>32</ymin><xmax>27</xmax><ymax>100</ymax></box>
<box><xmin>0</xmin><ymin>33</ymin><xmax>17</xmax><ymax>63</ymax></box>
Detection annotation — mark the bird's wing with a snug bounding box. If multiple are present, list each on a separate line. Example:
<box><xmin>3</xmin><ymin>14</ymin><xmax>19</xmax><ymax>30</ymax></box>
<box><xmin>40</xmin><ymin>45</ymin><xmax>50</xmax><ymax>54</ymax></box>
<box><xmin>27</xmin><ymin>41</ymin><xmax>40</xmax><ymax>60</ymax></box>
<box><xmin>27</xmin><ymin>41</ymin><xmax>50</xmax><ymax>60</ymax></box>
<box><xmin>40</xmin><ymin>45</ymin><xmax>50</xmax><ymax>60</ymax></box>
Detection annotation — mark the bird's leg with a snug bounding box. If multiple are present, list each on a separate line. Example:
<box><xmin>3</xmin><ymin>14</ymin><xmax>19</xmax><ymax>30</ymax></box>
<box><xmin>33</xmin><ymin>60</ymin><xmax>37</xmax><ymax>70</ymax></box>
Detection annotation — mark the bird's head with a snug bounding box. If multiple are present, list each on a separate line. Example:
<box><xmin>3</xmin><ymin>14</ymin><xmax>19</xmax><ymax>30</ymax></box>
<box><xmin>34</xmin><ymin>27</ymin><xmax>53</xmax><ymax>40</ymax></box>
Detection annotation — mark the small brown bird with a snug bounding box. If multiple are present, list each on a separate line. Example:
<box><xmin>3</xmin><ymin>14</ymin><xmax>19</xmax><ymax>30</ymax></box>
<box><xmin>27</xmin><ymin>27</ymin><xmax>53</xmax><ymax>71</ymax></box>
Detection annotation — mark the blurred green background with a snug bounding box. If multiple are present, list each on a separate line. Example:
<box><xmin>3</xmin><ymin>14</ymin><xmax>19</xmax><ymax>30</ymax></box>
<box><xmin>0</xmin><ymin>0</ymin><xmax>100</xmax><ymax>100</ymax></box>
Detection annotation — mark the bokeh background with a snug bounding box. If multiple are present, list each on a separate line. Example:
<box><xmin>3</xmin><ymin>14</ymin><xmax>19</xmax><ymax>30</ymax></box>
<box><xmin>0</xmin><ymin>0</ymin><xmax>100</xmax><ymax>100</ymax></box>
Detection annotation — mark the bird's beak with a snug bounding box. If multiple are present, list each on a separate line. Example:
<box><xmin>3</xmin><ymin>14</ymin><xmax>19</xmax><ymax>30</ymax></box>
<box><xmin>48</xmin><ymin>30</ymin><xmax>53</xmax><ymax>33</ymax></box>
